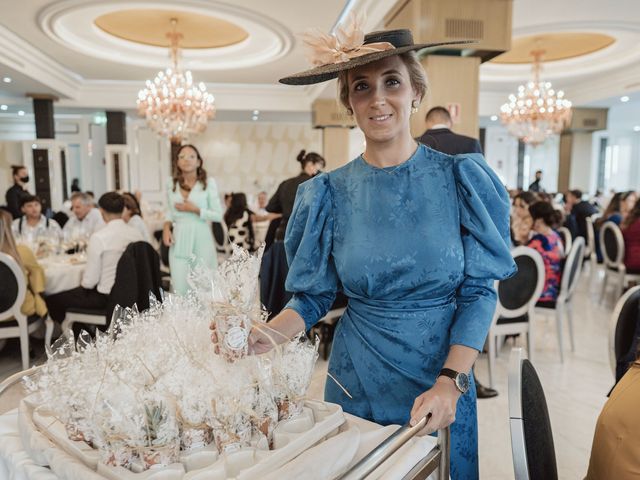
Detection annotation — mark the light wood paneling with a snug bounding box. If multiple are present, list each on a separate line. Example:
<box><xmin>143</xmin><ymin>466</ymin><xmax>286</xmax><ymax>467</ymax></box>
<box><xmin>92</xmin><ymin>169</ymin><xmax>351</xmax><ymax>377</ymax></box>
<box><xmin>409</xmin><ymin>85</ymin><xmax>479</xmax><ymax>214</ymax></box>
<box><xmin>412</xmin><ymin>55</ymin><xmax>481</xmax><ymax>138</ymax></box>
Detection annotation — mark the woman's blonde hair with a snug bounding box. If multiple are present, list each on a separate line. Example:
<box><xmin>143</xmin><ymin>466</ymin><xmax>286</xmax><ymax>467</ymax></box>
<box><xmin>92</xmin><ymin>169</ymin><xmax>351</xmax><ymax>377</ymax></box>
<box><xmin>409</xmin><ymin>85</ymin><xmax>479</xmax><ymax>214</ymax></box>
<box><xmin>337</xmin><ymin>51</ymin><xmax>427</xmax><ymax>111</ymax></box>
<box><xmin>0</xmin><ymin>209</ymin><xmax>24</xmax><ymax>270</ymax></box>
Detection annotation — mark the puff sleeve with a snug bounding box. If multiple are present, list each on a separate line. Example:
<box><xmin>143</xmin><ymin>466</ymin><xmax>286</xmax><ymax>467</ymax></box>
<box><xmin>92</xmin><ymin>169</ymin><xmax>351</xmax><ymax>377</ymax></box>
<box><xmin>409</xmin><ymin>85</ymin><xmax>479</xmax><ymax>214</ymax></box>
<box><xmin>283</xmin><ymin>174</ymin><xmax>339</xmax><ymax>331</ymax></box>
<box><xmin>451</xmin><ymin>154</ymin><xmax>517</xmax><ymax>351</ymax></box>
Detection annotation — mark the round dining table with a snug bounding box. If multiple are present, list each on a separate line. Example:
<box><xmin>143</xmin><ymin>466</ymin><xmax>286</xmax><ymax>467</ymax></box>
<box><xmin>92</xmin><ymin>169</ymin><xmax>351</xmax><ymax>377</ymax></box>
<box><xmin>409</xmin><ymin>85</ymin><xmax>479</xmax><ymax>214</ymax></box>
<box><xmin>38</xmin><ymin>254</ymin><xmax>86</xmax><ymax>296</ymax></box>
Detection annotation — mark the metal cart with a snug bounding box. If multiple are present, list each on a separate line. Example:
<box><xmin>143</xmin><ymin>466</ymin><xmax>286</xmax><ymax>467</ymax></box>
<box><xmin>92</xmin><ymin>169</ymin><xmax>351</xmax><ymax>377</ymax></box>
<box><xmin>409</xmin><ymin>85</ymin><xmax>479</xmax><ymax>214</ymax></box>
<box><xmin>338</xmin><ymin>415</ymin><xmax>450</xmax><ymax>480</ymax></box>
<box><xmin>1</xmin><ymin>368</ymin><xmax>449</xmax><ymax>480</ymax></box>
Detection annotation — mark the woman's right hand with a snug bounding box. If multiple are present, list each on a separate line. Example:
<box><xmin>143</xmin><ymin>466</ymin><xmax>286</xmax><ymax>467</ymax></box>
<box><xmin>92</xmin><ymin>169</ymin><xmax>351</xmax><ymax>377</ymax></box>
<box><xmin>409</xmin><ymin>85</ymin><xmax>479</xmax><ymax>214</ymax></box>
<box><xmin>162</xmin><ymin>228</ymin><xmax>173</xmax><ymax>247</ymax></box>
<box><xmin>209</xmin><ymin>322</ymin><xmax>278</xmax><ymax>355</ymax></box>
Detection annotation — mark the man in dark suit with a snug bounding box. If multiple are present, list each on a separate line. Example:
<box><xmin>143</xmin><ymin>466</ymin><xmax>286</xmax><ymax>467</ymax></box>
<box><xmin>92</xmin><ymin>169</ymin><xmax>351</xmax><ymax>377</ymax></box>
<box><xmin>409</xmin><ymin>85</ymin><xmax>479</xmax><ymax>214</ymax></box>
<box><xmin>417</xmin><ymin>106</ymin><xmax>497</xmax><ymax>399</ymax></box>
<box><xmin>416</xmin><ymin>106</ymin><xmax>482</xmax><ymax>154</ymax></box>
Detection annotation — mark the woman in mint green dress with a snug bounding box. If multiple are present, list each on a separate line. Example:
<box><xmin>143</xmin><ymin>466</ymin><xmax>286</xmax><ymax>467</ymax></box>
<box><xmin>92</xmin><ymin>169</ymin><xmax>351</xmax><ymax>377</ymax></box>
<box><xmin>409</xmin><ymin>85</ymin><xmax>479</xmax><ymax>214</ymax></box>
<box><xmin>163</xmin><ymin>145</ymin><xmax>222</xmax><ymax>294</ymax></box>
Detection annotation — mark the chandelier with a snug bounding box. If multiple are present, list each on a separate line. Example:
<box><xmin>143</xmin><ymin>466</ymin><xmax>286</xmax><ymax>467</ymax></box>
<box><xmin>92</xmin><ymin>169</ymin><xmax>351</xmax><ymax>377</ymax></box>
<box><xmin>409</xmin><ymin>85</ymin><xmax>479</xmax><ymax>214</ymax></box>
<box><xmin>500</xmin><ymin>49</ymin><xmax>572</xmax><ymax>146</ymax></box>
<box><xmin>137</xmin><ymin>19</ymin><xmax>215</xmax><ymax>143</ymax></box>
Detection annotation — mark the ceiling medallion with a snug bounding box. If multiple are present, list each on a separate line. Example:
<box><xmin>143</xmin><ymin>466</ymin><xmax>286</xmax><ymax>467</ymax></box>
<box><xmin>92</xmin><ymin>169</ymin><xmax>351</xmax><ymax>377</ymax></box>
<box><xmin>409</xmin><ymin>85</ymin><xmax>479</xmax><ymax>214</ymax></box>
<box><xmin>136</xmin><ymin>19</ymin><xmax>215</xmax><ymax>143</ymax></box>
<box><xmin>500</xmin><ymin>49</ymin><xmax>572</xmax><ymax>146</ymax></box>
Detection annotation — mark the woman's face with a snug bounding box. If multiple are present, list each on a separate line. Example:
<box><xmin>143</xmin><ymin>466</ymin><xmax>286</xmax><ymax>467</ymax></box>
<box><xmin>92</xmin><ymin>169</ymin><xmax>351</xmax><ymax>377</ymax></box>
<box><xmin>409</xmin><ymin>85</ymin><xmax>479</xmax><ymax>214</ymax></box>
<box><xmin>14</xmin><ymin>167</ymin><xmax>27</xmax><ymax>183</ymax></box>
<box><xmin>513</xmin><ymin>198</ymin><xmax>530</xmax><ymax>218</ymax></box>
<box><xmin>177</xmin><ymin>147</ymin><xmax>200</xmax><ymax>174</ymax></box>
<box><xmin>347</xmin><ymin>55</ymin><xmax>418</xmax><ymax>145</ymax></box>
<box><xmin>623</xmin><ymin>193</ymin><xmax>638</xmax><ymax>215</ymax></box>
<box><xmin>122</xmin><ymin>206</ymin><xmax>132</xmax><ymax>222</ymax></box>
<box><xmin>303</xmin><ymin>162</ymin><xmax>319</xmax><ymax>177</ymax></box>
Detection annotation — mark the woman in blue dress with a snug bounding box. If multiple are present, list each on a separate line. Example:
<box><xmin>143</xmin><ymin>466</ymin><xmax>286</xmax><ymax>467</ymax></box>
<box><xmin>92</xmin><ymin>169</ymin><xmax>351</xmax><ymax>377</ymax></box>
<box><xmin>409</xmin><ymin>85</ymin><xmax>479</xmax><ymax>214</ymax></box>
<box><xmin>213</xmin><ymin>23</ymin><xmax>515</xmax><ymax>479</ymax></box>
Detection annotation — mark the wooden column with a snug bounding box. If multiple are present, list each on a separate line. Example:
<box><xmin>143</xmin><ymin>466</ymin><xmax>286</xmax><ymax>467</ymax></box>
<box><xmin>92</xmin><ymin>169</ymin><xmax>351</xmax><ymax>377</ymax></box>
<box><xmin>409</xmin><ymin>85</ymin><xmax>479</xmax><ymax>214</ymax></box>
<box><xmin>413</xmin><ymin>55</ymin><xmax>481</xmax><ymax>138</ymax></box>
<box><xmin>322</xmin><ymin>128</ymin><xmax>351</xmax><ymax>172</ymax></box>
<box><xmin>313</xmin><ymin>99</ymin><xmax>356</xmax><ymax>171</ymax></box>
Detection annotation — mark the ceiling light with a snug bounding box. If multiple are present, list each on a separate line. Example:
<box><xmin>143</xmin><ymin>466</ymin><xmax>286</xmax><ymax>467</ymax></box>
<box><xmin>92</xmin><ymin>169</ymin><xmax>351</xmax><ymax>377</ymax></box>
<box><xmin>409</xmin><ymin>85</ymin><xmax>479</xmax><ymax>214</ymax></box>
<box><xmin>620</xmin><ymin>96</ymin><xmax>630</xmax><ymax>102</ymax></box>
<box><xmin>252</xmin><ymin>115</ymin><xmax>258</xmax><ymax>121</ymax></box>
<box><xmin>634</xmin><ymin>126</ymin><xmax>640</xmax><ymax>132</ymax></box>
<box><xmin>490</xmin><ymin>115</ymin><xmax>498</xmax><ymax>121</ymax></box>
<box><xmin>31</xmin><ymin>143</ymin><xmax>37</xmax><ymax>149</ymax></box>
<box><xmin>2</xmin><ymin>77</ymin><xmax>11</xmax><ymax>83</ymax></box>
<box><xmin>0</xmin><ymin>105</ymin><xmax>7</xmax><ymax>111</ymax></box>
<box><xmin>253</xmin><ymin>110</ymin><xmax>260</xmax><ymax>115</ymax></box>
<box><xmin>136</xmin><ymin>18</ymin><xmax>215</xmax><ymax>143</ymax></box>
<box><xmin>18</xmin><ymin>110</ymin><xmax>25</xmax><ymax>116</ymax></box>
<box><xmin>500</xmin><ymin>49</ymin><xmax>572</xmax><ymax>146</ymax></box>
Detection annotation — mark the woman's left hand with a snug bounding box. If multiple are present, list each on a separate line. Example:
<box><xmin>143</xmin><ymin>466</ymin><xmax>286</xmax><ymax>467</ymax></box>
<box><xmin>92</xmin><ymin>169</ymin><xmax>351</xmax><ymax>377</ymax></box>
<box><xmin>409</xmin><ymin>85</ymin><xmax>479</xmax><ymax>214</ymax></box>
<box><xmin>175</xmin><ymin>200</ymin><xmax>200</xmax><ymax>214</ymax></box>
<box><xmin>409</xmin><ymin>377</ymin><xmax>461</xmax><ymax>435</ymax></box>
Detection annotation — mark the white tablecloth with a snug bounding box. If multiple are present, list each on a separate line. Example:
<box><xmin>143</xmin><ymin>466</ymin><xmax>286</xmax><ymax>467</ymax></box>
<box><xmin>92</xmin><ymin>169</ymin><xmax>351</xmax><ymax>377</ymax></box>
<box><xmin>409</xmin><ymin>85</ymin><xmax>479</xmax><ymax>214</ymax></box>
<box><xmin>39</xmin><ymin>256</ymin><xmax>86</xmax><ymax>296</ymax></box>
<box><xmin>0</xmin><ymin>408</ymin><xmax>439</xmax><ymax>480</ymax></box>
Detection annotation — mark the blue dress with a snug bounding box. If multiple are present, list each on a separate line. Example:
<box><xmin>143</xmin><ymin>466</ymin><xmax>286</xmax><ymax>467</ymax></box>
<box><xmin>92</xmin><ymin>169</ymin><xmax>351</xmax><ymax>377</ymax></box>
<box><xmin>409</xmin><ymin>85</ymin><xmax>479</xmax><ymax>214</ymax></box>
<box><xmin>284</xmin><ymin>145</ymin><xmax>516</xmax><ymax>479</ymax></box>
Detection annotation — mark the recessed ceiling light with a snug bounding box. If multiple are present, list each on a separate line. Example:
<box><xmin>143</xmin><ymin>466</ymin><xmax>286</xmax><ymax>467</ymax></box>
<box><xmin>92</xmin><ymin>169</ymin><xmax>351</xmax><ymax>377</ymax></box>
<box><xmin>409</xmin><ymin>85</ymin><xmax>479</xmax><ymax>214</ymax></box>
<box><xmin>2</xmin><ymin>77</ymin><xmax>11</xmax><ymax>83</ymax></box>
<box><xmin>251</xmin><ymin>115</ymin><xmax>258</xmax><ymax>121</ymax></box>
<box><xmin>17</xmin><ymin>110</ymin><xmax>25</xmax><ymax>116</ymax></box>
<box><xmin>252</xmin><ymin>110</ymin><xmax>260</xmax><ymax>115</ymax></box>
<box><xmin>490</xmin><ymin>115</ymin><xmax>498</xmax><ymax>121</ymax></box>
<box><xmin>31</xmin><ymin>143</ymin><xmax>37</xmax><ymax>149</ymax></box>
<box><xmin>634</xmin><ymin>125</ymin><xmax>640</xmax><ymax>132</ymax></box>
<box><xmin>620</xmin><ymin>96</ymin><xmax>630</xmax><ymax>102</ymax></box>
<box><xmin>0</xmin><ymin>105</ymin><xmax>7</xmax><ymax>111</ymax></box>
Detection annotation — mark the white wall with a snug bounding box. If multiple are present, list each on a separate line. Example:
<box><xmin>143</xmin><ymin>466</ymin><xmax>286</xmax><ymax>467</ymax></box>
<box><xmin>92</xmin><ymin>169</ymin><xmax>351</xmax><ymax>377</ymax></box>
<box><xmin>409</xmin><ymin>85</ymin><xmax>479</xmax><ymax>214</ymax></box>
<box><xmin>601</xmin><ymin>102</ymin><xmax>640</xmax><ymax>192</ymax></box>
<box><xmin>483</xmin><ymin>125</ymin><xmax>519</xmax><ymax>187</ymax></box>
<box><xmin>569</xmin><ymin>132</ymin><xmax>594</xmax><ymax>192</ymax></box>
<box><xmin>0</xmin><ymin>115</ymin><xmax>108</xmax><ymax>201</ymax></box>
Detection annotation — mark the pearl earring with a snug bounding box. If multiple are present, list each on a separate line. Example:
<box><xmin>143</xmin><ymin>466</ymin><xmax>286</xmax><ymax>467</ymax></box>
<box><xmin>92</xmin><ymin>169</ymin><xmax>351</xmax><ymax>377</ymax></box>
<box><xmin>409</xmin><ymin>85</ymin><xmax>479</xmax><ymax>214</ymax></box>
<box><xmin>346</xmin><ymin>107</ymin><xmax>353</xmax><ymax>116</ymax></box>
<box><xmin>411</xmin><ymin>101</ymin><xmax>419</xmax><ymax>114</ymax></box>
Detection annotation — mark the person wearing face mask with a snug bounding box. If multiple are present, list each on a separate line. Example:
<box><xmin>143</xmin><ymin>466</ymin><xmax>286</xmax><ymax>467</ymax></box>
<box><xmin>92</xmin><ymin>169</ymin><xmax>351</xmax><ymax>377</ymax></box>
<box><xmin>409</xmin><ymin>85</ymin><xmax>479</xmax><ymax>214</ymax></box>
<box><xmin>216</xmin><ymin>18</ymin><xmax>515</xmax><ymax>479</ymax></box>
<box><xmin>162</xmin><ymin>144</ymin><xmax>222</xmax><ymax>295</ymax></box>
<box><xmin>6</xmin><ymin>165</ymin><xmax>31</xmax><ymax>219</ymax></box>
<box><xmin>260</xmin><ymin>150</ymin><xmax>325</xmax><ymax>317</ymax></box>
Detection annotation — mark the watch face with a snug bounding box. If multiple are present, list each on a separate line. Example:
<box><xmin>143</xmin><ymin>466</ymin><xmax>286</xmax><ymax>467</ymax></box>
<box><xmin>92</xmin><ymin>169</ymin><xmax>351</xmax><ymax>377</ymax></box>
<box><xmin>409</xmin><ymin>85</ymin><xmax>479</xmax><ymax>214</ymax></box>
<box><xmin>456</xmin><ymin>373</ymin><xmax>470</xmax><ymax>393</ymax></box>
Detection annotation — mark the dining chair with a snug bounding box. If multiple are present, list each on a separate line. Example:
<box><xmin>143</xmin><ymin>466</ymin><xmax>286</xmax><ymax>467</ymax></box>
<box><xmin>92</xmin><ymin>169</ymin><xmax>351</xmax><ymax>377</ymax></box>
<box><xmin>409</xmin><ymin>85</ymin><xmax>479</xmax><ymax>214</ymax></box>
<box><xmin>486</xmin><ymin>246</ymin><xmax>545</xmax><ymax>388</ymax></box>
<box><xmin>599</xmin><ymin>221</ymin><xmax>640</xmax><ymax>303</ymax></box>
<box><xmin>0</xmin><ymin>252</ymin><xmax>44</xmax><ymax>369</ymax></box>
<box><xmin>556</xmin><ymin>226</ymin><xmax>572</xmax><ymax>258</ymax></box>
<box><xmin>608</xmin><ymin>285</ymin><xmax>640</xmax><ymax>382</ymax></box>
<box><xmin>536</xmin><ymin>237</ymin><xmax>585</xmax><ymax>363</ymax></box>
<box><xmin>60</xmin><ymin>242</ymin><xmax>162</xmax><ymax>337</ymax></box>
<box><xmin>508</xmin><ymin>347</ymin><xmax>558</xmax><ymax>480</ymax></box>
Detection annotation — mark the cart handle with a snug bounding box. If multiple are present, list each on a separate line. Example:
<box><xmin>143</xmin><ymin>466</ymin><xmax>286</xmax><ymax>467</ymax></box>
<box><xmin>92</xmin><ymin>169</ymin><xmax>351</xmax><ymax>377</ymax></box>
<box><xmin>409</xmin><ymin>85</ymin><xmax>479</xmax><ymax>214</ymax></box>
<box><xmin>0</xmin><ymin>366</ymin><xmax>40</xmax><ymax>397</ymax></box>
<box><xmin>337</xmin><ymin>414</ymin><xmax>450</xmax><ymax>480</ymax></box>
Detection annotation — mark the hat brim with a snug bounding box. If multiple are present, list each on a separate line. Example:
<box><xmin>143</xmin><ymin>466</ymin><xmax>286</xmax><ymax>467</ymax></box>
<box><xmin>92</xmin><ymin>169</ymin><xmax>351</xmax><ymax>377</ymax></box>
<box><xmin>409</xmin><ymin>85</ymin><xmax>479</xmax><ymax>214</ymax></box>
<box><xmin>279</xmin><ymin>40</ymin><xmax>475</xmax><ymax>85</ymax></box>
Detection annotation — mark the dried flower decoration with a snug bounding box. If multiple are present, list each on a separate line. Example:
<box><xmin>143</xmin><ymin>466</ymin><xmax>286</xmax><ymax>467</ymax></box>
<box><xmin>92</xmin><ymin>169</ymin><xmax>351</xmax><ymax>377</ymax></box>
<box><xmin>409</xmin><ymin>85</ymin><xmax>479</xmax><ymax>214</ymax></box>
<box><xmin>302</xmin><ymin>12</ymin><xmax>394</xmax><ymax>67</ymax></box>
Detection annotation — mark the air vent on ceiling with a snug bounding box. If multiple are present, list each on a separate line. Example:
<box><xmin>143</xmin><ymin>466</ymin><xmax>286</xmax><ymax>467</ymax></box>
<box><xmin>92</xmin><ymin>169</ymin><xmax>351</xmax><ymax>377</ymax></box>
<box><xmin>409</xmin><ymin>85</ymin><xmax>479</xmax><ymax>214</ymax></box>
<box><xmin>445</xmin><ymin>19</ymin><xmax>484</xmax><ymax>40</ymax></box>
<box><xmin>582</xmin><ymin>118</ymin><xmax>598</xmax><ymax>128</ymax></box>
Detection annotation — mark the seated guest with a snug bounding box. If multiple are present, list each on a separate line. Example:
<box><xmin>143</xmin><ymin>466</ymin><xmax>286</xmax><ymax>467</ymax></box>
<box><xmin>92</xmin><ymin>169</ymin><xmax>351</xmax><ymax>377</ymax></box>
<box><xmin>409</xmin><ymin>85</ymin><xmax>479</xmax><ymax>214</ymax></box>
<box><xmin>527</xmin><ymin>202</ymin><xmax>564</xmax><ymax>304</ymax></box>
<box><xmin>511</xmin><ymin>191</ymin><xmax>537</xmax><ymax>245</ymax></box>
<box><xmin>11</xmin><ymin>194</ymin><xmax>62</xmax><ymax>242</ymax></box>
<box><xmin>596</xmin><ymin>192</ymin><xmax>623</xmax><ymax>229</ymax></box>
<box><xmin>45</xmin><ymin>192</ymin><xmax>143</xmax><ymax>323</ymax></box>
<box><xmin>122</xmin><ymin>192</ymin><xmax>151</xmax><ymax>244</ymax></box>
<box><xmin>621</xmin><ymin>198</ymin><xmax>640</xmax><ymax>273</ymax></box>
<box><xmin>0</xmin><ymin>210</ymin><xmax>47</xmax><ymax>317</ymax></box>
<box><xmin>621</xmin><ymin>190</ymin><xmax>638</xmax><ymax>223</ymax></box>
<box><xmin>563</xmin><ymin>189</ymin><xmax>598</xmax><ymax>239</ymax></box>
<box><xmin>585</xmin><ymin>355</ymin><xmax>640</xmax><ymax>479</ymax></box>
<box><xmin>224</xmin><ymin>193</ymin><xmax>280</xmax><ymax>251</ymax></box>
<box><xmin>63</xmin><ymin>192</ymin><xmax>105</xmax><ymax>237</ymax></box>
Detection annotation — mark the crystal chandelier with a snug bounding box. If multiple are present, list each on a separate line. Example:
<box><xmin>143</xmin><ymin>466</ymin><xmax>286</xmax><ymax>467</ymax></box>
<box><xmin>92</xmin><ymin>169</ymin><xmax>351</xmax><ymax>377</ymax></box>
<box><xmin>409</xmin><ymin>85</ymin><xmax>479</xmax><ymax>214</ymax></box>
<box><xmin>500</xmin><ymin>50</ymin><xmax>572</xmax><ymax>146</ymax></box>
<box><xmin>137</xmin><ymin>19</ymin><xmax>215</xmax><ymax>143</ymax></box>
